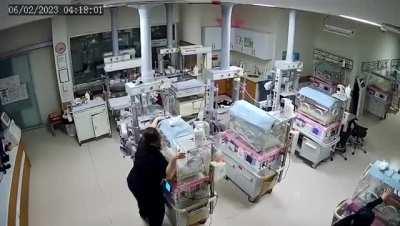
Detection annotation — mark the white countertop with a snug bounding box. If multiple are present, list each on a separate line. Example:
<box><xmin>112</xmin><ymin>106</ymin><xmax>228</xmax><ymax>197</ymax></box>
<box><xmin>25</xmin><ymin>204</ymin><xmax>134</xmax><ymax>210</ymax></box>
<box><xmin>0</xmin><ymin>146</ymin><xmax>18</xmax><ymax>226</ymax></box>
<box><xmin>72</xmin><ymin>99</ymin><xmax>106</xmax><ymax>113</ymax></box>
<box><xmin>108</xmin><ymin>96</ymin><xmax>130</xmax><ymax>111</ymax></box>
<box><xmin>243</xmin><ymin>74</ymin><xmax>269</xmax><ymax>83</ymax></box>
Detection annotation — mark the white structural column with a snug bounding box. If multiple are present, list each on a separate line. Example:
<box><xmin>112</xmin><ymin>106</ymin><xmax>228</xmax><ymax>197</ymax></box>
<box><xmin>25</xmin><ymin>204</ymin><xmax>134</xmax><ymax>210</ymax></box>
<box><xmin>51</xmin><ymin>16</ymin><xmax>74</xmax><ymax>103</ymax></box>
<box><xmin>110</xmin><ymin>7</ymin><xmax>119</xmax><ymax>56</ymax></box>
<box><xmin>166</xmin><ymin>3</ymin><xmax>175</xmax><ymax>48</ymax></box>
<box><xmin>138</xmin><ymin>5</ymin><xmax>153</xmax><ymax>82</ymax></box>
<box><xmin>286</xmin><ymin>10</ymin><xmax>296</xmax><ymax>62</ymax></box>
<box><xmin>220</xmin><ymin>3</ymin><xmax>234</xmax><ymax>70</ymax></box>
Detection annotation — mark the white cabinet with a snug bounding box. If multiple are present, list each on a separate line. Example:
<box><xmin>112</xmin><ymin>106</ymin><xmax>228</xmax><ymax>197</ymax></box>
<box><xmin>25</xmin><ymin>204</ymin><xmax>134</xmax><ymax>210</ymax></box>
<box><xmin>92</xmin><ymin>111</ymin><xmax>111</xmax><ymax>137</ymax></box>
<box><xmin>202</xmin><ymin>27</ymin><xmax>222</xmax><ymax>51</ymax></box>
<box><xmin>253</xmin><ymin>32</ymin><xmax>274</xmax><ymax>60</ymax></box>
<box><xmin>73</xmin><ymin>100</ymin><xmax>111</xmax><ymax>144</ymax></box>
<box><xmin>74</xmin><ymin>111</ymin><xmax>95</xmax><ymax>142</ymax></box>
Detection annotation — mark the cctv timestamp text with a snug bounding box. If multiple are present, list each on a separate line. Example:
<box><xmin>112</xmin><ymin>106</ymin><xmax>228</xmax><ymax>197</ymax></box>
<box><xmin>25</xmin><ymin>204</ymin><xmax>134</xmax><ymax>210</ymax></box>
<box><xmin>8</xmin><ymin>4</ymin><xmax>104</xmax><ymax>16</ymax></box>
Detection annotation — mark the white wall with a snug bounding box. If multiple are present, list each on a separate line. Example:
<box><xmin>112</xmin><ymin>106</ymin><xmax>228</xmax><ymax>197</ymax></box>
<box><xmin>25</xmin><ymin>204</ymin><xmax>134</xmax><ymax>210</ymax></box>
<box><xmin>2</xmin><ymin>0</ymin><xmax>400</xmax><ymax>32</ymax></box>
<box><xmin>230</xmin><ymin>6</ymin><xmax>321</xmax><ymax>75</ymax></box>
<box><xmin>67</xmin><ymin>5</ymin><xmax>172</xmax><ymax>37</ymax></box>
<box><xmin>179</xmin><ymin>4</ymin><xmax>320</xmax><ymax>75</ymax></box>
<box><xmin>30</xmin><ymin>47</ymin><xmax>61</xmax><ymax>122</ymax></box>
<box><xmin>180</xmin><ymin>4</ymin><xmax>400</xmax><ymax>79</ymax></box>
<box><xmin>314</xmin><ymin>18</ymin><xmax>400</xmax><ymax>84</ymax></box>
<box><xmin>0</xmin><ymin>19</ymin><xmax>60</xmax><ymax>123</ymax></box>
<box><xmin>179</xmin><ymin>4</ymin><xmax>213</xmax><ymax>45</ymax></box>
<box><xmin>0</xmin><ymin>19</ymin><xmax>52</xmax><ymax>54</ymax></box>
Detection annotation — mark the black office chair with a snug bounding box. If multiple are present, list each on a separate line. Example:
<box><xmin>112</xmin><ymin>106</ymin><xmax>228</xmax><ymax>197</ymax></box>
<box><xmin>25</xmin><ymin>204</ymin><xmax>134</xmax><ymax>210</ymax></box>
<box><xmin>348</xmin><ymin>119</ymin><xmax>368</xmax><ymax>155</ymax></box>
<box><xmin>334</xmin><ymin>125</ymin><xmax>352</xmax><ymax>160</ymax></box>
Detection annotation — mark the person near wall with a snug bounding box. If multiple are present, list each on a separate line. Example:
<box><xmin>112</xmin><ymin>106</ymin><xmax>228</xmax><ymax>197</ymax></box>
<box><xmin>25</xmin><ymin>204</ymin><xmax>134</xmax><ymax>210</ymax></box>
<box><xmin>126</xmin><ymin>117</ymin><xmax>184</xmax><ymax>226</ymax></box>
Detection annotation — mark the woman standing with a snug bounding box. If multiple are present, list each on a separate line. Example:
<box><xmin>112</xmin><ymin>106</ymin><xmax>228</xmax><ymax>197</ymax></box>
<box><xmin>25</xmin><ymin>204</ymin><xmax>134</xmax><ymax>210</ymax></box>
<box><xmin>127</xmin><ymin>118</ymin><xmax>184</xmax><ymax>226</ymax></box>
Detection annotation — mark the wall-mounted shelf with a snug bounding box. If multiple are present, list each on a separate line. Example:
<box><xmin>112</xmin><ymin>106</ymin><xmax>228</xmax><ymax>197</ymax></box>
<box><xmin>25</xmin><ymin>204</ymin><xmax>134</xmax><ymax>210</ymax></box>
<box><xmin>361</xmin><ymin>59</ymin><xmax>390</xmax><ymax>73</ymax></box>
<box><xmin>313</xmin><ymin>48</ymin><xmax>353</xmax><ymax>71</ymax></box>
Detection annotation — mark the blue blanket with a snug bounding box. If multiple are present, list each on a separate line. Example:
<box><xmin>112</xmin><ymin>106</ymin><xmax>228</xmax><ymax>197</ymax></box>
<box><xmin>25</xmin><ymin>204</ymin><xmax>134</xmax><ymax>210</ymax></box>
<box><xmin>229</xmin><ymin>100</ymin><xmax>276</xmax><ymax>131</ymax></box>
<box><xmin>369</xmin><ymin>161</ymin><xmax>400</xmax><ymax>191</ymax></box>
<box><xmin>298</xmin><ymin>87</ymin><xmax>338</xmax><ymax>109</ymax></box>
<box><xmin>159</xmin><ymin>117</ymin><xmax>193</xmax><ymax>144</ymax></box>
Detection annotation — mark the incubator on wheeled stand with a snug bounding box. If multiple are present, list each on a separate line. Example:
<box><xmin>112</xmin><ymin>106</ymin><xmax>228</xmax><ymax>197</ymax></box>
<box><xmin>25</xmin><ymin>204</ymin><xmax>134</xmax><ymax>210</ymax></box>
<box><xmin>118</xmin><ymin>78</ymin><xmax>173</xmax><ymax>157</ymax></box>
<box><xmin>333</xmin><ymin>161</ymin><xmax>400</xmax><ymax>226</ymax></box>
<box><xmin>292</xmin><ymin>86</ymin><xmax>346</xmax><ymax>168</ymax></box>
<box><xmin>217</xmin><ymin>100</ymin><xmax>291</xmax><ymax>202</ymax></box>
<box><xmin>158</xmin><ymin>117</ymin><xmax>217</xmax><ymax>226</ymax></box>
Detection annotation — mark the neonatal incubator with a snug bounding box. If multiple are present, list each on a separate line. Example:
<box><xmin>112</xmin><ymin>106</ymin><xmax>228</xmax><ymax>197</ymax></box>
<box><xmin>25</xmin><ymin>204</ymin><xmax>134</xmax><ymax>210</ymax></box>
<box><xmin>158</xmin><ymin>117</ymin><xmax>216</xmax><ymax>226</ymax></box>
<box><xmin>297</xmin><ymin>87</ymin><xmax>344</xmax><ymax>126</ymax></box>
<box><xmin>293</xmin><ymin>86</ymin><xmax>345</xmax><ymax>168</ymax></box>
<box><xmin>171</xmin><ymin>79</ymin><xmax>206</xmax><ymax>118</ymax></box>
<box><xmin>218</xmin><ymin>100</ymin><xmax>290</xmax><ymax>202</ymax></box>
<box><xmin>333</xmin><ymin>161</ymin><xmax>400</xmax><ymax>226</ymax></box>
<box><xmin>293</xmin><ymin>112</ymin><xmax>340</xmax><ymax>145</ymax></box>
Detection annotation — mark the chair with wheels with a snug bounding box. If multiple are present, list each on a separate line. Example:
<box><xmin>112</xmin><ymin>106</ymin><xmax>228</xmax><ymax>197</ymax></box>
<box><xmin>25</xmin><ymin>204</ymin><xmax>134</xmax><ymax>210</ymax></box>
<box><xmin>348</xmin><ymin>119</ymin><xmax>368</xmax><ymax>155</ymax></box>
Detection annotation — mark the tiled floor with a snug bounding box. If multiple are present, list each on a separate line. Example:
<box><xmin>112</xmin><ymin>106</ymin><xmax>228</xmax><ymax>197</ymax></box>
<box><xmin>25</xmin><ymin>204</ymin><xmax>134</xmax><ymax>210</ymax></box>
<box><xmin>24</xmin><ymin>113</ymin><xmax>400</xmax><ymax>226</ymax></box>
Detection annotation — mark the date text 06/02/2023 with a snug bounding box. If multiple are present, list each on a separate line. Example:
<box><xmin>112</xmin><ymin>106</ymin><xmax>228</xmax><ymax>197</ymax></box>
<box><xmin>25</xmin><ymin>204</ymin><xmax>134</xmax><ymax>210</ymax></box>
<box><xmin>8</xmin><ymin>4</ymin><xmax>104</xmax><ymax>16</ymax></box>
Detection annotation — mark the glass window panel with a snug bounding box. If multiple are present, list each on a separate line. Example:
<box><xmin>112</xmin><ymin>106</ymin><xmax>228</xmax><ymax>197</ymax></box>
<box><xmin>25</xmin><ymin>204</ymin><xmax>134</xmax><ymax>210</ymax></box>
<box><xmin>70</xmin><ymin>25</ymin><xmax>167</xmax><ymax>85</ymax></box>
<box><xmin>0</xmin><ymin>54</ymin><xmax>41</xmax><ymax>129</ymax></box>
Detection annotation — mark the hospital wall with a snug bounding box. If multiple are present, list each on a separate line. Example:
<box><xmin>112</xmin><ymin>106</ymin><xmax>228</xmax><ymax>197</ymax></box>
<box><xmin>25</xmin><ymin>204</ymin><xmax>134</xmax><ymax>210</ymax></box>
<box><xmin>67</xmin><ymin>5</ymin><xmax>176</xmax><ymax>37</ymax></box>
<box><xmin>0</xmin><ymin>4</ymin><xmax>399</xmax><ymax>124</ymax></box>
<box><xmin>313</xmin><ymin>19</ymin><xmax>400</xmax><ymax>84</ymax></box>
<box><xmin>0</xmin><ymin>19</ymin><xmax>60</xmax><ymax>123</ymax></box>
<box><xmin>179</xmin><ymin>4</ymin><xmax>400</xmax><ymax>82</ymax></box>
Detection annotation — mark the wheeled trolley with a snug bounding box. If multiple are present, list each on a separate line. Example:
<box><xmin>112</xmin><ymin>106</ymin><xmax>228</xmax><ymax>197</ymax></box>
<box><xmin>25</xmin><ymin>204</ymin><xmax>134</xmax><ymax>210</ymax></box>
<box><xmin>162</xmin><ymin>175</ymin><xmax>216</xmax><ymax>226</ymax></box>
<box><xmin>158</xmin><ymin>116</ymin><xmax>218</xmax><ymax>226</ymax></box>
<box><xmin>165</xmin><ymin>196</ymin><xmax>217</xmax><ymax>226</ymax></box>
<box><xmin>223</xmin><ymin>151</ymin><xmax>281</xmax><ymax>202</ymax></box>
<box><xmin>217</xmin><ymin>101</ymin><xmax>291</xmax><ymax>203</ymax></box>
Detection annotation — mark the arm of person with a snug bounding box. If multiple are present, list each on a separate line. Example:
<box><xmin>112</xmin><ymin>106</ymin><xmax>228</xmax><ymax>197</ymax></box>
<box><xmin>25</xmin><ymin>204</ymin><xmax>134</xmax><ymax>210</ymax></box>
<box><xmin>364</xmin><ymin>188</ymin><xmax>392</xmax><ymax>209</ymax></box>
<box><xmin>364</xmin><ymin>197</ymin><xmax>383</xmax><ymax>210</ymax></box>
<box><xmin>149</xmin><ymin>116</ymin><xmax>162</xmax><ymax>128</ymax></box>
<box><xmin>165</xmin><ymin>153</ymin><xmax>185</xmax><ymax>180</ymax></box>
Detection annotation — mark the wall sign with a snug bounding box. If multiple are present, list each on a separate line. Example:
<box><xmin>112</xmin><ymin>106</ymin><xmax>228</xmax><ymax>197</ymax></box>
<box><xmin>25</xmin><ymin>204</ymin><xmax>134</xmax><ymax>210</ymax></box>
<box><xmin>55</xmin><ymin>42</ymin><xmax>66</xmax><ymax>54</ymax></box>
<box><xmin>56</xmin><ymin>54</ymin><xmax>67</xmax><ymax>69</ymax></box>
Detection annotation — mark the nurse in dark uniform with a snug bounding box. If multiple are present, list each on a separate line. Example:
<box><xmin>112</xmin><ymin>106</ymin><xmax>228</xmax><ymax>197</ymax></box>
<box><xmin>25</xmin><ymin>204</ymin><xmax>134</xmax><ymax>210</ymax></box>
<box><xmin>127</xmin><ymin>117</ymin><xmax>184</xmax><ymax>226</ymax></box>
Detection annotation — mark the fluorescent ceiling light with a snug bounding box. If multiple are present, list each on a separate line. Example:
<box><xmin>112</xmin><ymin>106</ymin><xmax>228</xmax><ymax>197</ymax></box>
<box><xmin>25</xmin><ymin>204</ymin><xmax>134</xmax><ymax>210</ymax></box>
<box><xmin>252</xmin><ymin>4</ymin><xmax>276</xmax><ymax>7</ymax></box>
<box><xmin>339</xmin><ymin>15</ymin><xmax>381</xmax><ymax>27</ymax></box>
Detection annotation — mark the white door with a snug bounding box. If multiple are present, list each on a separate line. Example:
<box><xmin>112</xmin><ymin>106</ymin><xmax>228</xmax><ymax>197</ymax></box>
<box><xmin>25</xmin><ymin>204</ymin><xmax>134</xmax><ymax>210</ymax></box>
<box><xmin>74</xmin><ymin>111</ymin><xmax>95</xmax><ymax>142</ymax></box>
<box><xmin>91</xmin><ymin>111</ymin><xmax>110</xmax><ymax>137</ymax></box>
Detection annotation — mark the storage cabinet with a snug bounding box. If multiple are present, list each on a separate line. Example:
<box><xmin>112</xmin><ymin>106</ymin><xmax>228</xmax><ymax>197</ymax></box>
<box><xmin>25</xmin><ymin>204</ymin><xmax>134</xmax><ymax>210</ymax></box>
<box><xmin>72</xmin><ymin>100</ymin><xmax>111</xmax><ymax>144</ymax></box>
<box><xmin>216</xmin><ymin>80</ymin><xmax>233</xmax><ymax>96</ymax></box>
<box><xmin>242</xmin><ymin>77</ymin><xmax>269</xmax><ymax>104</ymax></box>
<box><xmin>202</xmin><ymin>27</ymin><xmax>222</xmax><ymax>51</ymax></box>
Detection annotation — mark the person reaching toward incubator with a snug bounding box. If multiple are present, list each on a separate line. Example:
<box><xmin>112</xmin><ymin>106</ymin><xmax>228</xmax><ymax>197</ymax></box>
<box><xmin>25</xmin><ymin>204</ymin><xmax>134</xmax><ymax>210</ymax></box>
<box><xmin>127</xmin><ymin>116</ymin><xmax>185</xmax><ymax>226</ymax></box>
<box><xmin>333</xmin><ymin>188</ymin><xmax>392</xmax><ymax>226</ymax></box>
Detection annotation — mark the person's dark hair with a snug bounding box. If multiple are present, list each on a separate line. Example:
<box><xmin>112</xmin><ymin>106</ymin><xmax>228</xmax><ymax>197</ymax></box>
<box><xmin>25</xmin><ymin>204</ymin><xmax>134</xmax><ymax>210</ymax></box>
<box><xmin>140</xmin><ymin>127</ymin><xmax>161</xmax><ymax>151</ymax></box>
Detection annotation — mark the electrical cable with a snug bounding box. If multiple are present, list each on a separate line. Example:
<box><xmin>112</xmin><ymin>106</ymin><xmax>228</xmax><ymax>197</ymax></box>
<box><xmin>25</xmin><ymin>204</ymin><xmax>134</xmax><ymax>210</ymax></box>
<box><xmin>208</xmin><ymin>194</ymin><xmax>218</xmax><ymax>226</ymax></box>
<box><xmin>243</xmin><ymin>89</ymin><xmax>258</xmax><ymax>103</ymax></box>
<box><xmin>281</xmin><ymin>151</ymin><xmax>292</xmax><ymax>181</ymax></box>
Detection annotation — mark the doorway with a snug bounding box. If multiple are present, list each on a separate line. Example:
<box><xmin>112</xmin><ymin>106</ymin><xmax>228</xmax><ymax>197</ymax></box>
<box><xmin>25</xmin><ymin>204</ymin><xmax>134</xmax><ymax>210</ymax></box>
<box><xmin>0</xmin><ymin>54</ymin><xmax>42</xmax><ymax>129</ymax></box>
